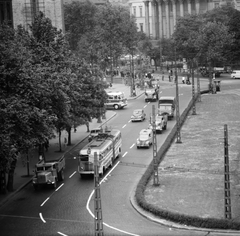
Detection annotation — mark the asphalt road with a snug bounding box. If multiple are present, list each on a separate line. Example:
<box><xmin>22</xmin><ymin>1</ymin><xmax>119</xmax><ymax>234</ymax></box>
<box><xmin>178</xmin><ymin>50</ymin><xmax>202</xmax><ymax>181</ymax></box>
<box><xmin>0</xmin><ymin>78</ymin><xmax>224</xmax><ymax>236</ymax></box>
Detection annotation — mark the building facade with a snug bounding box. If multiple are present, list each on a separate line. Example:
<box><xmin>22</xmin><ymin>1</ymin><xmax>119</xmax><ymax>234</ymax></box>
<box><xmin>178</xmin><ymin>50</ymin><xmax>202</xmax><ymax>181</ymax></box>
<box><xmin>129</xmin><ymin>0</ymin><xmax>240</xmax><ymax>38</ymax></box>
<box><xmin>0</xmin><ymin>0</ymin><xmax>65</xmax><ymax>32</ymax></box>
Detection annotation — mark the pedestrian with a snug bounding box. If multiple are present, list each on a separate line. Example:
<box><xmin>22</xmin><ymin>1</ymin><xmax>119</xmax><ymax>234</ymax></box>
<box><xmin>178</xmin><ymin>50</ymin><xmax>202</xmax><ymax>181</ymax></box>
<box><xmin>44</xmin><ymin>140</ymin><xmax>49</xmax><ymax>152</ymax></box>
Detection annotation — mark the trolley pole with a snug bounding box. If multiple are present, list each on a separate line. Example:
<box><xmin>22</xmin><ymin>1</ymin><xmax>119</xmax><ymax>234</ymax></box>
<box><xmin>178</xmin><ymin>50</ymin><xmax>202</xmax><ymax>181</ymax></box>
<box><xmin>152</xmin><ymin>105</ymin><xmax>159</xmax><ymax>186</ymax></box>
<box><xmin>191</xmin><ymin>60</ymin><xmax>196</xmax><ymax>115</ymax></box>
<box><xmin>224</xmin><ymin>125</ymin><xmax>232</xmax><ymax>219</ymax></box>
<box><xmin>94</xmin><ymin>152</ymin><xmax>104</xmax><ymax>236</ymax></box>
<box><xmin>175</xmin><ymin>59</ymin><xmax>182</xmax><ymax>143</ymax></box>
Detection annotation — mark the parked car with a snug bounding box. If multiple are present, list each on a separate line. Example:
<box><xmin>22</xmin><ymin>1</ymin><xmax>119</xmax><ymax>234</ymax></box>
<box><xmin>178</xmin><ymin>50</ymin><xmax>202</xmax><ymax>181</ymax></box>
<box><xmin>131</xmin><ymin>109</ymin><xmax>146</xmax><ymax>122</ymax></box>
<box><xmin>231</xmin><ymin>70</ymin><xmax>240</xmax><ymax>79</ymax></box>
<box><xmin>88</xmin><ymin>128</ymin><xmax>102</xmax><ymax>142</ymax></box>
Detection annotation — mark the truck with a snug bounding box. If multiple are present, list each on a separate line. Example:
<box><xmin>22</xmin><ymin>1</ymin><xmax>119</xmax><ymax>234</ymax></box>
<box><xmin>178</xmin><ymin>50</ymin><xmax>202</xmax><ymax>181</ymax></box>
<box><xmin>149</xmin><ymin>114</ymin><xmax>168</xmax><ymax>134</ymax></box>
<box><xmin>32</xmin><ymin>155</ymin><xmax>65</xmax><ymax>190</ymax></box>
<box><xmin>158</xmin><ymin>96</ymin><xmax>175</xmax><ymax>120</ymax></box>
<box><xmin>145</xmin><ymin>88</ymin><xmax>158</xmax><ymax>102</ymax></box>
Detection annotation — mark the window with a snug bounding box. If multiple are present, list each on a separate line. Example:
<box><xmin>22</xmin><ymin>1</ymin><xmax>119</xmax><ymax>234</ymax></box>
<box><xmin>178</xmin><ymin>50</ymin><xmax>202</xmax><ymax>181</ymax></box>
<box><xmin>139</xmin><ymin>6</ymin><xmax>142</xmax><ymax>17</ymax></box>
<box><xmin>140</xmin><ymin>23</ymin><xmax>143</xmax><ymax>32</ymax></box>
<box><xmin>0</xmin><ymin>0</ymin><xmax>13</xmax><ymax>27</ymax></box>
<box><xmin>214</xmin><ymin>2</ymin><xmax>219</xmax><ymax>8</ymax></box>
<box><xmin>133</xmin><ymin>6</ymin><xmax>136</xmax><ymax>16</ymax></box>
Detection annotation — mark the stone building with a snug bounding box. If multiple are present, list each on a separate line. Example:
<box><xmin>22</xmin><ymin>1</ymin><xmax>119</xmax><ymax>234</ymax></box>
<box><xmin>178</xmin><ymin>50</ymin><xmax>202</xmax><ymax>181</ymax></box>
<box><xmin>129</xmin><ymin>0</ymin><xmax>240</xmax><ymax>38</ymax></box>
<box><xmin>0</xmin><ymin>0</ymin><xmax>65</xmax><ymax>32</ymax></box>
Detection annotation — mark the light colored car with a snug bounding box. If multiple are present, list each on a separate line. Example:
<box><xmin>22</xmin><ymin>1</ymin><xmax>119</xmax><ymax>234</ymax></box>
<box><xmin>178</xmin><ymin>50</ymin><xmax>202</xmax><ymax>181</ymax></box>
<box><xmin>230</xmin><ymin>70</ymin><xmax>240</xmax><ymax>79</ymax></box>
<box><xmin>88</xmin><ymin>128</ymin><xmax>102</xmax><ymax>142</ymax></box>
<box><xmin>136</xmin><ymin>129</ymin><xmax>153</xmax><ymax>148</ymax></box>
<box><xmin>131</xmin><ymin>109</ymin><xmax>146</xmax><ymax>122</ymax></box>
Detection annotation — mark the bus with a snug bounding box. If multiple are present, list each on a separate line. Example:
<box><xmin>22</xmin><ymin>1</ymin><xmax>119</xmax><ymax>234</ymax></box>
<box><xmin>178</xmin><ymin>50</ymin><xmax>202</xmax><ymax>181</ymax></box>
<box><xmin>105</xmin><ymin>91</ymin><xmax>127</xmax><ymax>110</ymax></box>
<box><xmin>78</xmin><ymin>129</ymin><xmax>122</xmax><ymax>177</ymax></box>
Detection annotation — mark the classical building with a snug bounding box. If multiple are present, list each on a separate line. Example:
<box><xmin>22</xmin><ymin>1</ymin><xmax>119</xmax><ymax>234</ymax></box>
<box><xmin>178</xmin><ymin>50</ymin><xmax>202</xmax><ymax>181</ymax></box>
<box><xmin>0</xmin><ymin>0</ymin><xmax>65</xmax><ymax>32</ymax></box>
<box><xmin>129</xmin><ymin>0</ymin><xmax>240</xmax><ymax>38</ymax></box>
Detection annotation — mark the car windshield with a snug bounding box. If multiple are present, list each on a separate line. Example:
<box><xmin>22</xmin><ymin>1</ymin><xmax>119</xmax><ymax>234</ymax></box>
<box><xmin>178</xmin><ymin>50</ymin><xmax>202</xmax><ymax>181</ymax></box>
<box><xmin>139</xmin><ymin>134</ymin><xmax>149</xmax><ymax>140</ymax></box>
<box><xmin>133</xmin><ymin>110</ymin><xmax>142</xmax><ymax>115</ymax></box>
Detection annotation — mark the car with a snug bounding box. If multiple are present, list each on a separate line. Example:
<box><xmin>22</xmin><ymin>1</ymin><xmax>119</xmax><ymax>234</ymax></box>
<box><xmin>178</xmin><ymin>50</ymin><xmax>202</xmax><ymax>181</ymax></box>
<box><xmin>131</xmin><ymin>109</ymin><xmax>146</xmax><ymax>122</ymax></box>
<box><xmin>230</xmin><ymin>70</ymin><xmax>240</xmax><ymax>79</ymax></box>
<box><xmin>136</xmin><ymin>129</ymin><xmax>153</xmax><ymax>148</ymax></box>
<box><xmin>88</xmin><ymin>128</ymin><xmax>102</xmax><ymax>142</ymax></box>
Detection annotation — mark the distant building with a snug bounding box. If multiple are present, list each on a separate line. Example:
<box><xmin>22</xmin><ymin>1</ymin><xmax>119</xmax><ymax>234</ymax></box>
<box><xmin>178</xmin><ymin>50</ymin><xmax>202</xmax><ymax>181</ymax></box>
<box><xmin>64</xmin><ymin>0</ymin><xmax>108</xmax><ymax>5</ymax></box>
<box><xmin>129</xmin><ymin>0</ymin><xmax>240</xmax><ymax>38</ymax></box>
<box><xmin>0</xmin><ymin>0</ymin><xmax>65</xmax><ymax>33</ymax></box>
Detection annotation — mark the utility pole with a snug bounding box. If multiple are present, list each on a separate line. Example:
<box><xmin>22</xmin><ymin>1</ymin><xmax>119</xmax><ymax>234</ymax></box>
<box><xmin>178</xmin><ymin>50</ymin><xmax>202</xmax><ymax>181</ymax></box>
<box><xmin>175</xmin><ymin>48</ymin><xmax>182</xmax><ymax>143</ymax></box>
<box><xmin>152</xmin><ymin>105</ymin><xmax>159</xmax><ymax>186</ymax></box>
<box><xmin>94</xmin><ymin>152</ymin><xmax>104</xmax><ymax>236</ymax></box>
<box><xmin>224</xmin><ymin>125</ymin><xmax>232</xmax><ymax>220</ymax></box>
<box><xmin>196</xmin><ymin>60</ymin><xmax>201</xmax><ymax>102</ymax></box>
<box><xmin>191</xmin><ymin>60</ymin><xmax>196</xmax><ymax>115</ymax></box>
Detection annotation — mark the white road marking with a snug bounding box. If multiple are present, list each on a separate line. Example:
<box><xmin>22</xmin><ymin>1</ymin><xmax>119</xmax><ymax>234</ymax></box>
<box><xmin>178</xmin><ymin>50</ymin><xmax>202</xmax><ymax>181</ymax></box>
<box><xmin>55</xmin><ymin>183</ymin><xmax>64</xmax><ymax>192</ymax></box>
<box><xmin>122</xmin><ymin>152</ymin><xmax>128</xmax><ymax>157</ymax></box>
<box><xmin>57</xmin><ymin>232</ymin><xmax>68</xmax><ymax>236</ymax></box>
<box><xmin>130</xmin><ymin>143</ymin><xmax>135</xmax><ymax>149</ymax></box>
<box><xmin>179</xmin><ymin>93</ymin><xmax>183</xmax><ymax>96</ymax></box>
<box><xmin>143</xmin><ymin>105</ymin><xmax>147</xmax><ymax>108</ymax></box>
<box><xmin>40</xmin><ymin>197</ymin><xmax>49</xmax><ymax>207</ymax></box>
<box><xmin>39</xmin><ymin>213</ymin><xmax>46</xmax><ymax>223</ymax></box>
<box><xmin>128</xmin><ymin>120</ymin><xmax>131</xmax><ymax>123</ymax></box>
<box><xmin>86</xmin><ymin>160</ymin><xmax>140</xmax><ymax>236</ymax></box>
<box><xmin>159</xmin><ymin>91</ymin><xmax>162</xmax><ymax>94</ymax></box>
<box><xmin>69</xmin><ymin>171</ymin><xmax>76</xmax><ymax>178</ymax></box>
<box><xmin>122</xmin><ymin>124</ymin><xmax>126</xmax><ymax>128</ymax></box>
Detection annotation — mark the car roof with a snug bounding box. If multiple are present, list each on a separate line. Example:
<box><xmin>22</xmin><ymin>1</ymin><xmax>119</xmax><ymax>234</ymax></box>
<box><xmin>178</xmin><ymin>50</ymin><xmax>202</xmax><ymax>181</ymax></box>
<box><xmin>140</xmin><ymin>129</ymin><xmax>152</xmax><ymax>134</ymax></box>
<box><xmin>159</xmin><ymin>96</ymin><xmax>175</xmax><ymax>100</ymax></box>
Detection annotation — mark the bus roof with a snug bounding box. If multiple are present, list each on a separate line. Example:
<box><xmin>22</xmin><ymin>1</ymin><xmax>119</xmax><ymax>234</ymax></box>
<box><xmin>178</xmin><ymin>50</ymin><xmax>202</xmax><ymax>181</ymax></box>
<box><xmin>159</xmin><ymin>96</ymin><xmax>175</xmax><ymax>100</ymax></box>
<box><xmin>80</xmin><ymin>129</ymin><xmax>121</xmax><ymax>155</ymax></box>
<box><xmin>106</xmin><ymin>91</ymin><xmax>124</xmax><ymax>95</ymax></box>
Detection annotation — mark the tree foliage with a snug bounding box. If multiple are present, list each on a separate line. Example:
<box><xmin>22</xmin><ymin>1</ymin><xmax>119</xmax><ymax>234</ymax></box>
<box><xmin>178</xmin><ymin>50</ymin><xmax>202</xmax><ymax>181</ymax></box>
<box><xmin>0</xmin><ymin>12</ymin><xmax>108</xmax><ymax>192</ymax></box>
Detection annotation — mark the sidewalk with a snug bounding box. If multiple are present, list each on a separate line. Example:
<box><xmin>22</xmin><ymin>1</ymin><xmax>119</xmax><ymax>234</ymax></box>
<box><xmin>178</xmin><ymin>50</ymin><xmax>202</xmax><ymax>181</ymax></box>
<box><xmin>0</xmin><ymin>82</ymin><xmax>144</xmax><ymax>208</ymax></box>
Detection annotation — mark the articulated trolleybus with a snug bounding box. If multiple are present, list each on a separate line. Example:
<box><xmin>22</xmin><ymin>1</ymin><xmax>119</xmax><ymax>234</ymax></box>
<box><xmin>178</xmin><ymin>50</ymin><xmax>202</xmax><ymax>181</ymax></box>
<box><xmin>78</xmin><ymin>128</ymin><xmax>122</xmax><ymax>177</ymax></box>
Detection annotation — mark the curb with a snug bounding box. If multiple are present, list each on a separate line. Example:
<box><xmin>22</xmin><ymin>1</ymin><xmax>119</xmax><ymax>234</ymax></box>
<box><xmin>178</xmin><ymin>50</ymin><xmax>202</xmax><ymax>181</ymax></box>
<box><xmin>0</xmin><ymin>112</ymin><xmax>117</xmax><ymax>208</ymax></box>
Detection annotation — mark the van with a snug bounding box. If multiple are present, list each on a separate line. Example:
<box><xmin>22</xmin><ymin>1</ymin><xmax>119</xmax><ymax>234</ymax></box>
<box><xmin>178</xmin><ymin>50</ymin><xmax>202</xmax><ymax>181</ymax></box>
<box><xmin>230</xmin><ymin>70</ymin><xmax>240</xmax><ymax>79</ymax></box>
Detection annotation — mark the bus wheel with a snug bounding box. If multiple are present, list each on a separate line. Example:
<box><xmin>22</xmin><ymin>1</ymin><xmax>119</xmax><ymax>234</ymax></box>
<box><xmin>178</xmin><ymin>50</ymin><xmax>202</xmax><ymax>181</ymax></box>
<box><xmin>114</xmin><ymin>104</ymin><xmax>119</xmax><ymax>110</ymax></box>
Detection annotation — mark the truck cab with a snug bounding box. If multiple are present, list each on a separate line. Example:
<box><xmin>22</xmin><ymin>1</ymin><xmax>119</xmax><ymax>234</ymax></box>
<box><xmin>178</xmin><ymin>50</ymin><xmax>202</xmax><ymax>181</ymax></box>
<box><xmin>158</xmin><ymin>96</ymin><xmax>176</xmax><ymax>120</ymax></box>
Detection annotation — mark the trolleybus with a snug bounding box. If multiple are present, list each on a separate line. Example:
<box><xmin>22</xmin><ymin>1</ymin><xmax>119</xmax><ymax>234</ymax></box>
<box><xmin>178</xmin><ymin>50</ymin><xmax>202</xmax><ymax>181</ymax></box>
<box><xmin>78</xmin><ymin>128</ymin><xmax>122</xmax><ymax>177</ymax></box>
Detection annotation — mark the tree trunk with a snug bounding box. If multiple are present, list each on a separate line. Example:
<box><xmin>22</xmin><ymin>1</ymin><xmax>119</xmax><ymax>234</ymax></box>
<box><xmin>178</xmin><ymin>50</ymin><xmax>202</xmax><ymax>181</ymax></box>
<box><xmin>58</xmin><ymin>129</ymin><xmax>62</xmax><ymax>152</ymax></box>
<box><xmin>67</xmin><ymin>126</ymin><xmax>71</xmax><ymax>146</ymax></box>
<box><xmin>0</xmin><ymin>171</ymin><xmax>7</xmax><ymax>194</ymax></box>
<box><xmin>7</xmin><ymin>158</ymin><xmax>17</xmax><ymax>192</ymax></box>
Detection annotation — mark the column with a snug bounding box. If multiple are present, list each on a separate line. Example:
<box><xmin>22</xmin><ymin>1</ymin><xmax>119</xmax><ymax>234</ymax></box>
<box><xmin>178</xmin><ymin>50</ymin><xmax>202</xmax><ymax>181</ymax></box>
<box><xmin>151</xmin><ymin>0</ymin><xmax>156</xmax><ymax>39</ymax></box>
<box><xmin>144</xmin><ymin>1</ymin><xmax>150</xmax><ymax>37</ymax></box>
<box><xmin>164</xmin><ymin>0</ymin><xmax>170</xmax><ymax>38</ymax></box>
<box><xmin>179</xmin><ymin>0</ymin><xmax>184</xmax><ymax>17</ymax></box>
<box><xmin>158</xmin><ymin>0</ymin><xmax>163</xmax><ymax>39</ymax></box>
<box><xmin>188</xmin><ymin>0</ymin><xmax>191</xmax><ymax>14</ymax></box>
<box><xmin>171</xmin><ymin>0</ymin><xmax>177</xmax><ymax>29</ymax></box>
<box><xmin>195</xmin><ymin>0</ymin><xmax>200</xmax><ymax>14</ymax></box>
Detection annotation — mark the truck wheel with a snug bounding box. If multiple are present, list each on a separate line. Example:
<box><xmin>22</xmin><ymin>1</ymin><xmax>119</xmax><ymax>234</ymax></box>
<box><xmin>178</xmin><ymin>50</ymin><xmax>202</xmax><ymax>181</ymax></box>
<box><xmin>53</xmin><ymin>180</ymin><xmax>57</xmax><ymax>189</ymax></box>
<box><xmin>33</xmin><ymin>184</ymin><xmax>38</xmax><ymax>191</ymax></box>
<box><xmin>114</xmin><ymin>104</ymin><xmax>119</xmax><ymax>110</ymax></box>
<box><xmin>165</xmin><ymin>124</ymin><xmax>167</xmax><ymax>130</ymax></box>
<box><xmin>59</xmin><ymin>170</ymin><xmax>64</xmax><ymax>181</ymax></box>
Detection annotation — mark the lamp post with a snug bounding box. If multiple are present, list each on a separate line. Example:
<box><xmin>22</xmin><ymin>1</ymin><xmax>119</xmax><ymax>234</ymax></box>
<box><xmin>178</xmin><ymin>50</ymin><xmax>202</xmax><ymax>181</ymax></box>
<box><xmin>191</xmin><ymin>60</ymin><xmax>197</xmax><ymax>115</ymax></box>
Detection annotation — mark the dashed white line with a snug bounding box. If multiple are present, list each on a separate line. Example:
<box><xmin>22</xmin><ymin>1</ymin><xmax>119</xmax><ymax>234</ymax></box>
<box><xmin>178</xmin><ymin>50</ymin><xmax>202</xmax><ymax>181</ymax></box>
<box><xmin>39</xmin><ymin>213</ymin><xmax>46</xmax><ymax>223</ymax></box>
<box><xmin>122</xmin><ymin>152</ymin><xmax>128</xmax><ymax>157</ymax></box>
<box><xmin>143</xmin><ymin>105</ymin><xmax>147</xmax><ymax>108</ymax></box>
<box><xmin>55</xmin><ymin>183</ymin><xmax>64</xmax><ymax>192</ymax></box>
<box><xmin>128</xmin><ymin>120</ymin><xmax>132</xmax><ymax>123</ymax></box>
<box><xmin>130</xmin><ymin>143</ymin><xmax>135</xmax><ymax>149</ymax></box>
<box><xmin>57</xmin><ymin>232</ymin><xmax>68</xmax><ymax>236</ymax></box>
<box><xmin>122</xmin><ymin>124</ymin><xmax>127</xmax><ymax>128</ymax></box>
<box><xmin>40</xmin><ymin>197</ymin><xmax>49</xmax><ymax>207</ymax></box>
<box><xmin>69</xmin><ymin>171</ymin><xmax>76</xmax><ymax>178</ymax></box>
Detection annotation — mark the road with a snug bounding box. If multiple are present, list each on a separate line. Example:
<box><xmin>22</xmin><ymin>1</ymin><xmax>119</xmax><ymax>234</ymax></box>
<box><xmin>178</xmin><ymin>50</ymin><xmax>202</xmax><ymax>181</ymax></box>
<box><xmin>0</xmin><ymin>78</ymin><xmax>228</xmax><ymax>236</ymax></box>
